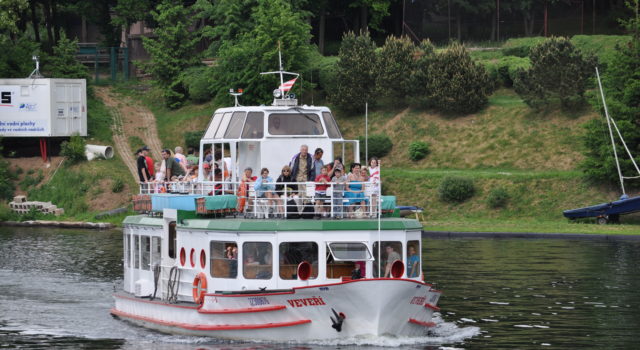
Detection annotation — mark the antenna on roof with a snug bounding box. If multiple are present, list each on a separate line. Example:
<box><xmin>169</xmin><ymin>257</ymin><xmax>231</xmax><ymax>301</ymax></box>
<box><xmin>260</xmin><ymin>41</ymin><xmax>299</xmax><ymax>106</ymax></box>
<box><xmin>229</xmin><ymin>88</ymin><xmax>243</xmax><ymax>107</ymax></box>
<box><xmin>28</xmin><ymin>56</ymin><xmax>44</xmax><ymax>79</ymax></box>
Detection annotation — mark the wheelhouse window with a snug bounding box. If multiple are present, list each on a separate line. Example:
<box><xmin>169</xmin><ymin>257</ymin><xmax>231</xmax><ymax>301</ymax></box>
<box><xmin>210</xmin><ymin>241</ymin><xmax>237</xmax><ymax>278</ymax></box>
<box><xmin>168</xmin><ymin>222</ymin><xmax>176</xmax><ymax>259</ymax></box>
<box><xmin>372</xmin><ymin>241</ymin><xmax>403</xmax><ymax>278</ymax></box>
<box><xmin>243</xmin><ymin>242</ymin><xmax>272</xmax><ymax>279</ymax></box>
<box><xmin>224</xmin><ymin>111</ymin><xmax>247</xmax><ymax>139</ymax></box>
<box><xmin>322</xmin><ymin>112</ymin><xmax>342</xmax><ymax>138</ymax></box>
<box><xmin>124</xmin><ymin>232</ymin><xmax>130</xmax><ymax>268</ymax></box>
<box><xmin>268</xmin><ymin>113</ymin><xmax>324</xmax><ymax>135</ymax></box>
<box><xmin>141</xmin><ymin>236</ymin><xmax>151</xmax><ymax>270</ymax></box>
<box><xmin>279</xmin><ymin>242</ymin><xmax>318</xmax><ymax>280</ymax></box>
<box><xmin>203</xmin><ymin>113</ymin><xmax>223</xmax><ymax>139</ymax></box>
<box><xmin>241</xmin><ymin>112</ymin><xmax>264</xmax><ymax>139</ymax></box>
<box><xmin>151</xmin><ymin>237</ymin><xmax>161</xmax><ymax>268</ymax></box>
<box><xmin>215</xmin><ymin>112</ymin><xmax>233</xmax><ymax>139</ymax></box>
<box><xmin>326</xmin><ymin>242</ymin><xmax>372</xmax><ymax>279</ymax></box>
<box><xmin>406</xmin><ymin>240</ymin><xmax>421</xmax><ymax>278</ymax></box>
<box><xmin>133</xmin><ymin>234</ymin><xmax>140</xmax><ymax>269</ymax></box>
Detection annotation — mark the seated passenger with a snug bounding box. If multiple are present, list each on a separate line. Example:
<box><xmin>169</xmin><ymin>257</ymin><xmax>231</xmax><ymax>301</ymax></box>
<box><xmin>254</xmin><ymin>168</ymin><xmax>277</xmax><ymax>215</ymax></box>
<box><xmin>314</xmin><ymin>165</ymin><xmax>331</xmax><ymax>218</ymax></box>
<box><xmin>331</xmin><ymin>167</ymin><xmax>347</xmax><ymax>219</ymax></box>
<box><xmin>275</xmin><ymin>165</ymin><xmax>296</xmax><ymax>216</ymax></box>
<box><xmin>344</xmin><ymin>163</ymin><xmax>367</xmax><ymax>217</ymax></box>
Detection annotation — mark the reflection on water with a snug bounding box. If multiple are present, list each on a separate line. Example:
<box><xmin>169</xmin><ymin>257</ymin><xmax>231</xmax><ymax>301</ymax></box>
<box><xmin>1</xmin><ymin>226</ymin><xmax>639</xmax><ymax>349</ymax></box>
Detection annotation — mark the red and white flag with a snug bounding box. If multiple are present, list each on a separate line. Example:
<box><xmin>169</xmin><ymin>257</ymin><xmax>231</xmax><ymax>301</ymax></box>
<box><xmin>279</xmin><ymin>77</ymin><xmax>297</xmax><ymax>92</ymax></box>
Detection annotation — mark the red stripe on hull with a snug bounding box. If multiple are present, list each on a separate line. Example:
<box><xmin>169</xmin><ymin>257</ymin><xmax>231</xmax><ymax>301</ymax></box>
<box><xmin>424</xmin><ymin>303</ymin><xmax>440</xmax><ymax>311</ymax></box>
<box><xmin>111</xmin><ymin>308</ymin><xmax>311</xmax><ymax>331</ymax></box>
<box><xmin>408</xmin><ymin>318</ymin><xmax>436</xmax><ymax>328</ymax></box>
<box><xmin>198</xmin><ymin>305</ymin><xmax>286</xmax><ymax>314</ymax></box>
<box><xmin>114</xmin><ymin>293</ymin><xmax>199</xmax><ymax>309</ymax></box>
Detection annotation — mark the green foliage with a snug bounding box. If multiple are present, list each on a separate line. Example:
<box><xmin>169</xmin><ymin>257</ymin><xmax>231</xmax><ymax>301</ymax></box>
<box><xmin>180</xmin><ymin>66</ymin><xmax>213</xmax><ymax>103</ymax></box>
<box><xmin>408</xmin><ymin>141</ymin><xmax>430</xmax><ymax>161</ymax></box>
<box><xmin>487</xmin><ymin>187</ymin><xmax>510</xmax><ymax>208</ymax></box>
<box><xmin>514</xmin><ymin>37</ymin><xmax>596</xmax><ymax>111</ymax></box>
<box><xmin>142</xmin><ymin>0</ymin><xmax>200</xmax><ymax>108</ymax></box>
<box><xmin>375</xmin><ymin>36</ymin><xmax>415</xmax><ymax>101</ymax></box>
<box><xmin>502</xmin><ymin>37</ymin><xmax>546</xmax><ymax>57</ymax></box>
<box><xmin>0</xmin><ymin>36</ymin><xmax>40</xmax><ymax>78</ymax></box>
<box><xmin>128</xmin><ymin>135</ymin><xmax>144</xmax><ymax>153</ymax></box>
<box><xmin>483</xmin><ymin>56</ymin><xmax>531</xmax><ymax>87</ymax></box>
<box><xmin>0</xmin><ymin>146</ymin><xmax>16</xmax><ymax>200</ymax></box>
<box><xmin>19</xmin><ymin>170</ymin><xmax>43</xmax><ymax>189</ymax></box>
<box><xmin>570</xmin><ymin>35</ymin><xmax>631</xmax><ymax>69</ymax></box>
<box><xmin>60</xmin><ymin>135</ymin><xmax>87</xmax><ymax>164</ymax></box>
<box><xmin>29</xmin><ymin>167</ymin><xmax>91</xmax><ymax>216</ymax></box>
<box><xmin>580</xmin><ymin>3</ymin><xmax>640</xmax><ymax>185</ymax></box>
<box><xmin>43</xmin><ymin>32</ymin><xmax>89</xmax><ymax>79</ymax></box>
<box><xmin>210</xmin><ymin>0</ymin><xmax>313</xmax><ymax>106</ymax></box>
<box><xmin>358</xmin><ymin>134</ymin><xmax>392</xmax><ymax>159</ymax></box>
<box><xmin>307</xmin><ymin>51</ymin><xmax>338</xmax><ymax>98</ymax></box>
<box><xmin>195</xmin><ymin>0</ymin><xmax>256</xmax><ymax>56</ymax></box>
<box><xmin>438</xmin><ymin>176</ymin><xmax>476</xmax><ymax>203</ymax></box>
<box><xmin>414</xmin><ymin>42</ymin><xmax>491</xmax><ymax>114</ymax></box>
<box><xmin>111</xmin><ymin>178</ymin><xmax>125</xmax><ymax>193</ymax></box>
<box><xmin>87</xmin><ymin>96</ymin><xmax>113</xmax><ymax>143</ymax></box>
<box><xmin>330</xmin><ymin>31</ymin><xmax>377</xmax><ymax>114</ymax></box>
<box><xmin>184</xmin><ymin>130</ymin><xmax>204</xmax><ymax>149</ymax></box>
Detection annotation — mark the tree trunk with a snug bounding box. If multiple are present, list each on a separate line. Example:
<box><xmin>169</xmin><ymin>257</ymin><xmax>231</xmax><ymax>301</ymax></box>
<box><xmin>29</xmin><ymin>0</ymin><xmax>40</xmax><ymax>43</ymax></box>
<box><xmin>360</xmin><ymin>5</ymin><xmax>368</xmax><ymax>32</ymax></box>
<box><xmin>456</xmin><ymin>9</ymin><xmax>461</xmax><ymax>41</ymax></box>
<box><xmin>52</xmin><ymin>0</ymin><xmax>59</xmax><ymax>44</ymax></box>
<box><xmin>42</xmin><ymin>0</ymin><xmax>54</xmax><ymax>51</ymax></box>
<box><xmin>491</xmin><ymin>12</ymin><xmax>496</xmax><ymax>41</ymax></box>
<box><xmin>319</xmin><ymin>11</ymin><xmax>326</xmax><ymax>55</ymax></box>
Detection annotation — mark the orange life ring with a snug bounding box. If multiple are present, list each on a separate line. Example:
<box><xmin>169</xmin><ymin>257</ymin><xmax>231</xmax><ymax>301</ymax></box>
<box><xmin>192</xmin><ymin>272</ymin><xmax>208</xmax><ymax>304</ymax></box>
<box><xmin>236</xmin><ymin>181</ymin><xmax>247</xmax><ymax>212</ymax></box>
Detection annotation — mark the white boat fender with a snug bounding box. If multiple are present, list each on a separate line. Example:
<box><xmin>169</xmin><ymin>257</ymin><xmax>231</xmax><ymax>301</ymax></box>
<box><xmin>192</xmin><ymin>272</ymin><xmax>208</xmax><ymax>304</ymax></box>
<box><xmin>330</xmin><ymin>308</ymin><xmax>346</xmax><ymax>332</ymax></box>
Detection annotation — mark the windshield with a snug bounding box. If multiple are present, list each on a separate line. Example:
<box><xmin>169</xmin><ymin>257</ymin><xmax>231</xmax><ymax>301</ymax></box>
<box><xmin>327</xmin><ymin>242</ymin><xmax>373</xmax><ymax>261</ymax></box>
<box><xmin>268</xmin><ymin>113</ymin><xmax>324</xmax><ymax>136</ymax></box>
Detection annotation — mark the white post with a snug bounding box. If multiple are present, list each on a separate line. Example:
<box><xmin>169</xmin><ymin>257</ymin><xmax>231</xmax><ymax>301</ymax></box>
<box><xmin>365</xmin><ymin>102</ymin><xmax>368</xmax><ymax>166</ymax></box>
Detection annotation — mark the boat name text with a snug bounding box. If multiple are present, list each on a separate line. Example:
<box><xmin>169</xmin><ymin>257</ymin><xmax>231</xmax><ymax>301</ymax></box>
<box><xmin>286</xmin><ymin>296</ymin><xmax>326</xmax><ymax>308</ymax></box>
<box><xmin>248</xmin><ymin>297</ymin><xmax>270</xmax><ymax>306</ymax></box>
<box><xmin>410</xmin><ymin>296</ymin><xmax>426</xmax><ymax>305</ymax></box>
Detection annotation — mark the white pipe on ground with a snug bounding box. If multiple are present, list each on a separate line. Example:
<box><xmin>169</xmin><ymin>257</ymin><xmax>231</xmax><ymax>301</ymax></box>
<box><xmin>85</xmin><ymin>144</ymin><xmax>114</xmax><ymax>160</ymax></box>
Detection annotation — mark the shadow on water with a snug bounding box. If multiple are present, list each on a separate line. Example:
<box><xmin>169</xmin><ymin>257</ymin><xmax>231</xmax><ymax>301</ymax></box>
<box><xmin>2</xmin><ymin>227</ymin><xmax>639</xmax><ymax>349</ymax></box>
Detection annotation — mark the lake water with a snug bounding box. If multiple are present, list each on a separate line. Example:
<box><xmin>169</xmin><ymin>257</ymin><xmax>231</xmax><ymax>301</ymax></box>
<box><xmin>1</xmin><ymin>226</ymin><xmax>639</xmax><ymax>349</ymax></box>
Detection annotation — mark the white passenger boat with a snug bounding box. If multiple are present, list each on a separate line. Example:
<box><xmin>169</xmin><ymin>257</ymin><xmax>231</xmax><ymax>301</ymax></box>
<box><xmin>111</xmin><ymin>60</ymin><xmax>441</xmax><ymax>341</ymax></box>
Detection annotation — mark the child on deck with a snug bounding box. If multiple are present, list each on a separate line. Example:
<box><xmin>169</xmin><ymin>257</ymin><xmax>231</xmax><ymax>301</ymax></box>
<box><xmin>314</xmin><ymin>165</ymin><xmax>331</xmax><ymax>218</ymax></box>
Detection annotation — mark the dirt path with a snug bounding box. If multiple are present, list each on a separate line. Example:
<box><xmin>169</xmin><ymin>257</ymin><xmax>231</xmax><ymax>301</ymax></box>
<box><xmin>95</xmin><ymin>87</ymin><xmax>164</xmax><ymax>181</ymax></box>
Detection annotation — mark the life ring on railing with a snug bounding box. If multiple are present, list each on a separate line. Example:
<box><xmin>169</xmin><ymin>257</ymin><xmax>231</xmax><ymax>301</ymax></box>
<box><xmin>236</xmin><ymin>181</ymin><xmax>247</xmax><ymax>212</ymax></box>
<box><xmin>192</xmin><ymin>272</ymin><xmax>208</xmax><ymax>304</ymax></box>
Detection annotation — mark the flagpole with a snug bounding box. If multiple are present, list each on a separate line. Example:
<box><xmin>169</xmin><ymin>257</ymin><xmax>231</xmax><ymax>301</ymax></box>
<box><xmin>365</xmin><ymin>102</ymin><xmax>368</xmax><ymax>165</ymax></box>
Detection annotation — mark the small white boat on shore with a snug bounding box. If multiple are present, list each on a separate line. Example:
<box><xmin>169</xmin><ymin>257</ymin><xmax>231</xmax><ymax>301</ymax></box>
<box><xmin>111</xmin><ymin>59</ymin><xmax>441</xmax><ymax>341</ymax></box>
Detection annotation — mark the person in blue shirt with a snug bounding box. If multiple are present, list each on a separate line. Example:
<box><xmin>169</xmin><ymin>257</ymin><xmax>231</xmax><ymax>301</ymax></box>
<box><xmin>406</xmin><ymin>245</ymin><xmax>420</xmax><ymax>278</ymax></box>
<box><xmin>254</xmin><ymin>168</ymin><xmax>277</xmax><ymax>215</ymax></box>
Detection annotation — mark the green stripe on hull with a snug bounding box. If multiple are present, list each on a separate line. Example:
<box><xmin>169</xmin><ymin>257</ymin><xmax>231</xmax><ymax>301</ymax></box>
<box><xmin>181</xmin><ymin>218</ymin><xmax>422</xmax><ymax>231</ymax></box>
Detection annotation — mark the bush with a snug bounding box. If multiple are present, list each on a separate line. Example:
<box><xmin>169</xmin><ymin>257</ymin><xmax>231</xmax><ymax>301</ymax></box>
<box><xmin>487</xmin><ymin>187</ymin><xmax>510</xmax><ymax>208</ymax></box>
<box><xmin>502</xmin><ymin>37</ymin><xmax>546</xmax><ymax>57</ymax></box>
<box><xmin>358</xmin><ymin>134</ymin><xmax>392</xmax><ymax>159</ymax></box>
<box><xmin>375</xmin><ymin>36</ymin><xmax>416</xmax><ymax>101</ymax></box>
<box><xmin>43</xmin><ymin>32</ymin><xmax>89</xmax><ymax>80</ymax></box>
<box><xmin>408</xmin><ymin>141</ymin><xmax>430</xmax><ymax>161</ymax></box>
<box><xmin>417</xmin><ymin>42</ymin><xmax>491</xmax><ymax>114</ymax></box>
<box><xmin>483</xmin><ymin>56</ymin><xmax>531</xmax><ymax>87</ymax></box>
<box><xmin>330</xmin><ymin>31</ymin><xmax>377</xmax><ymax>114</ymax></box>
<box><xmin>307</xmin><ymin>51</ymin><xmax>338</xmax><ymax>97</ymax></box>
<box><xmin>0</xmin><ymin>157</ymin><xmax>15</xmax><ymax>200</ymax></box>
<box><xmin>514</xmin><ymin>37</ymin><xmax>596</xmax><ymax>111</ymax></box>
<box><xmin>60</xmin><ymin>134</ymin><xmax>87</xmax><ymax>164</ymax></box>
<box><xmin>184</xmin><ymin>130</ymin><xmax>204</xmax><ymax>149</ymax></box>
<box><xmin>180</xmin><ymin>66</ymin><xmax>213</xmax><ymax>103</ymax></box>
<box><xmin>19</xmin><ymin>171</ymin><xmax>43</xmax><ymax>189</ymax></box>
<box><xmin>438</xmin><ymin>176</ymin><xmax>475</xmax><ymax>203</ymax></box>
<box><xmin>111</xmin><ymin>178</ymin><xmax>125</xmax><ymax>193</ymax></box>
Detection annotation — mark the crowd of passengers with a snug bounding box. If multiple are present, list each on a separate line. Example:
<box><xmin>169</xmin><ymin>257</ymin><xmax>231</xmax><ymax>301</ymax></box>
<box><xmin>135</xmin><ymin>144</ymin><xmax>381</xmax><ymax>218</ymax></box>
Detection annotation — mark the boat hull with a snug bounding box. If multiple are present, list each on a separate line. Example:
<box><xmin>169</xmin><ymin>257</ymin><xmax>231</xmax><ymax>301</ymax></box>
<box><xmin>112</xmin><ymin>278</ymin><xmax>441</xmax><ymax>341</ymax></box>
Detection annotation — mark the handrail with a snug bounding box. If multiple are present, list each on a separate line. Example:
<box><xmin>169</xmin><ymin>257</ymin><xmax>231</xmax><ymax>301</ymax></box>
<box><xmin>137</xmin><ymin>180</ymin><xmax>384</xmax><ymax>219</ymax></box>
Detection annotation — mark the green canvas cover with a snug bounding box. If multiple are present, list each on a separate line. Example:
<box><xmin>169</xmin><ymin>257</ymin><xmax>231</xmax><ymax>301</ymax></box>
<box><xmin>204</xmin><ymin>195</ymin><xmax>237</xmax><ymax>210</ymax></box>
<box><xmin>381</xmin><ymin>195</ymin><xmax>396</xmax><ymax>211</ymax></box>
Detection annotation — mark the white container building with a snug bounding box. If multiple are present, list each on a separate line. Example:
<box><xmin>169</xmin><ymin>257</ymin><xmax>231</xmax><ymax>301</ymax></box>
<box><xmin>0</xmin><ymin>78</ymin><xmax>87</xmax><ymax>137</ymax></box>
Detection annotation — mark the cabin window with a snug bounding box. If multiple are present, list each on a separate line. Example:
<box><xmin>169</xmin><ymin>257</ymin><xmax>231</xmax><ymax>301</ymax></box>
<box><xmin>322</xmin><ymin>112</ymin><xmax>342</xmax><ymax>138</ymax></box>
<box><xmin>215</xmin><ymin>112</ymin><xmax>233</xmax><ymax>139</ymax></box>
<box><xmin>279</xmin><ymin>242</ymin><xmax>318</xmax><ymax>280</ymax></box>
<box><xmin>151</xmin><ymin>237</ymin><xmax>161</xmax><ymax>268</ymax></box>
<box><xmin>241</xmin><ymin>112</ymin><xmax>264</xmax><ymax>139</ymax></box>
<box><xmin>326</xmin><ymin>242</ymin><xmax>372</xmax><ymax>279</ymax></box>
<box><xmin>327</xmin><ymin>242</ymin><xmax>372</xmax><ymax>260</ymax></box>
<box><xmin>168</xmin><ymin>221</ymin><xmax>176</xmax><ymax>259</ymax></box>
<box><xmin>372</xmin><ymin>241</ymin><xmax>403</xmax><ymax>278</ymax></box>
<box><xmin>133</xmin><ymin>234</ymin><xmax>140</xmax><ymax>269</ymax></box>
<box><xmin>204</xmin><ymin>113</ymin><xmax>223</xmax><ymax>139</ymax></box>
<box><xmin>268</xmin><ymin>113</ymin><xmax>324</xmax><ymax>135</ymax></box>
<box><xmin>210</xmin><ymin>241</ymin><xmax>238</xmax><ymax>278</ymax></box>
<box><xmin>124</xmin><ymin>233</ymin><xmax>130</xmax><ymax>268</ymax></box>
<box><xmin>141</xmin><ymin>236</ymin><xmax>151</xmax><ymax>270</ymax></box>
<box><xmin>406</xmin><ymin>240</ymin><xmax>421</xmax><ymax>278</ymax></box>
<box><xmin>224</xmin><ymin>111</ymin><xmax>247</xmax><ymax>138</ymax></box>
<box><xmin>243</xmin><ymin>242</ymin><xmax>272</xmax><ymax>279</ymax></box>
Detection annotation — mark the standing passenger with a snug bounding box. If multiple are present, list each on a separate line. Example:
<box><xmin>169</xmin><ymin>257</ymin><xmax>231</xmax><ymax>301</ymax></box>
<box><xmin>310</xmin><ymin>148</ymin><xmax>324</xmax><ymax>179</ymax></box>
<box><xmin>136</xmin><ymin>148</ymin><xmax>151</xmax><ymax>183</ymax></box>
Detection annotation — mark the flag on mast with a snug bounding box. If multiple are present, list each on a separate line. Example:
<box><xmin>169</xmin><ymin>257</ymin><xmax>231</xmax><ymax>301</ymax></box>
<box><xmin>279</xmin><ymin>77</ymin><xmax>297</xmax><ymax>92</ymax></box>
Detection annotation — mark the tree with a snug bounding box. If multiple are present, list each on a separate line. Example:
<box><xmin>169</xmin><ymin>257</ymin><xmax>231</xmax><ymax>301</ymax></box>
<box><xmin>210</xmin><ymin>0</ymin><xmax>313</xmax><ymax>106</ymax></box>
<box><xmin>329</xmin><ymin>31</ymin><xmax>377</xmax><ymax>114</ymax></box>
<box><xmin>142</xmin><ymin>0</ymin><xmax>200</xmax><ymax>108</ymax></box>
<box><xmin>514</xmin><ymin>36</ymin><xmax>595</xmax><ymax>111</ymax></box>
<box><xmin>375</xmin><ymin>35</ymin><xmax>416</xmax><ymax>101</ymax></box>
<box><xmin>43</xmin><ymin>32</ymin><xmax>88</xmax><ymax>79</ymax></box>
<box><xmin>415</xmin><ymin>42</ymin><xmax>491</xmax><ymax>114</ymax></box>
<box><xmin>195</xmin><ymin>0</ymin><xmax>256</xmax><ymax>56</ymax></box>
<box><xmin>580</xmin><ymin>0</ymin><xmax>640</xmax><ymax>186</ymax></box>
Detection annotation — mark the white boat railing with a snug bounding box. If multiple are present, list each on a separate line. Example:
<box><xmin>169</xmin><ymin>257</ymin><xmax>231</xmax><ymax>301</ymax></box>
<box><xmin>138</xmin><ymin>180</ymin><xmax>383</xmax><ymax>219</ymax></box>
